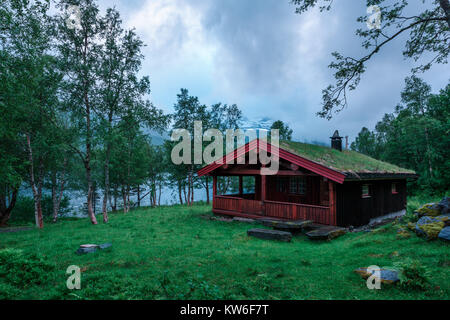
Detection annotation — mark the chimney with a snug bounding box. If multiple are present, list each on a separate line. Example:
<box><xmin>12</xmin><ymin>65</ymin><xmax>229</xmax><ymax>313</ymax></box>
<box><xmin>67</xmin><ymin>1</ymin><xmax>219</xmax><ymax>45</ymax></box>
<box><xmin>345</xmin><ymin>136</ymin><xmax>349</xmax><ymax>150</ymax></box>
<box><xmin>330</xmin><ymin>130</ymin><xmax>343</xmax><ymax>151</ymax></box>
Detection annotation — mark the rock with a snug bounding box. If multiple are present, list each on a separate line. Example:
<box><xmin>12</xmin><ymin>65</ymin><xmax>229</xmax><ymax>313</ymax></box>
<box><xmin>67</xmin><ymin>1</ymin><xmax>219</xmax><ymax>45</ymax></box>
<box><xmin>306</xmin><ymin>226</ymin><xmax>347</xmax><ymax>240</ymax></box>
<box><xmin>259</xmin><ymin>218</ymin><xmax>312</xmax><ymax>231</ymax></box>
<box><xmin>438</xmin><ymin>226</ymin><xmax>450</xmax><ymax>242</ymax></box>
<box><xmin>80</xmin><ymin>244</ymin><xmax>99</xmax><ymax>248</ymax></box>
<box><xmin>302</xmin><ymin>223</ymin><xmax>326</xmax><ymax>232</ymax></box>
<box><xmin>76</xmin><ymin>243</ymin><xmax>112</xmax><ymax>254</ymax></box>
<box><xmin>437</xmin><ymin>197</ymin><xmax>450</xmax><ymax>215</ymax></box>
<box><xmin>232</xmin><ymin>217</ymin><xmax>256</xmax><ymax>224</ymax></box>
<box><xmin>211</xmin><ymin>216</ymin><xmax>233</xmax><ymax>222</ymax></box>
<box><xmin>407</xmin><ymin>222</ymin><xmax>416</xmax><ymax>231</ymax></box>
<box><xmin>396</xmin><ymin>228</ymin><xmax>411</xmax><ymax>239</ymax></box>
<box><xmin>76</xmin><ymin>246</ymin><xmax>98</xmax><ymax>254</ymax></box>
<box><xmin>415</xmin><ymin>203</ymin><xmax>440</xmax><ymax>217</ymax></box>
<box><xmin>354</xmin><ymin>267</ymin><xmax>399</xmax><ymax>284</ymax></box>
<box><xmin>415</xmin><ymin>216</ymin><xmax>446</xmax><ymax>240</ymax></box>
<box><xmin>247</xmin><ymin>228</ymin><xmax>292</xmax><ymax>242</ymax></box>
<box><xmin>99</xmin><ymin>243</ymin><xmax>112</xmax><ymax>250</ymax></box>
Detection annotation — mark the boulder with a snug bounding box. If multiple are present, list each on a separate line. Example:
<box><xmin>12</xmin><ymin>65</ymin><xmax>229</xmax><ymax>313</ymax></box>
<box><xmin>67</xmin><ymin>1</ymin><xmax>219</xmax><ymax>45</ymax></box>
<box><xmin>354</xmin><ymin>267</ymin><xmax>399</xmax><ymax>284</ymax></box>
<box><xmin>259</xmin><ymin>218</ymin><xmax>312</xmax><ymax>231</ymax></box>
<box><xmin>396</xmin><ymin>228</ymin><xmax>411</xmax><ymax>239</ymax></box>
<box><xmin>415</xmin><ymin>216</ymin><xmax>447</xmax><ymax>240</ymax></box>
<box><xmin>76</xmin><ymin>243</ymin><xmax>112</xmax><ymax>254</ymax></box>
<box><xmin>438</xmin><ymin>226</ymin><xmax>450</xmax><ymax>242</ymax></box>
<box><xmin>306</xmin><ymin>226</ymin><xmax>347</xmax><ymax>240</ymax></box>
<box><xmin>76</xmin><ymin>245</ymin><xmax>98</xmax><ymax>254</ymax></box>
<box><xmin>99</xmin><ymin>243</ymin><xmax>112</xmax><ymax>250</ymax></box>
<box><xmin>415</xmin><ymin>203</ymin><xmax>440</xmax><ymax>217</ymax></box>
<box><xmin>407</xmin><ymin>222</ymin><xmax>416</xmax><ymax>231</ymax></box>
<box><xmin>247</xmin><ymin>228</ymin><xmax>292</xmax><ymax>242</ymax></box>
<box><xmin>437</xmin><ymin>197</ymin><xmax>450</xmax><ymax>215</ymax></box>
<box><xmin>232</xmin><ymin>217</ymin><xmax>256</xmax><ymax>224</ymax></box>
<box><xmin>302</xmin><ymin>223</ymin><xmax>326</xmax><ymax>232</ymax></box>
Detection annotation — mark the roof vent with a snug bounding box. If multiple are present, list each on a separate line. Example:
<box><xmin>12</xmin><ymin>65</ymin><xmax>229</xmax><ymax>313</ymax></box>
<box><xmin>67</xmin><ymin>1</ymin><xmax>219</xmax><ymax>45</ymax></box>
<box><xmin>330</xmin><ymin>130</ymin><xmax>343</xmax><ymax>152</ymax></box>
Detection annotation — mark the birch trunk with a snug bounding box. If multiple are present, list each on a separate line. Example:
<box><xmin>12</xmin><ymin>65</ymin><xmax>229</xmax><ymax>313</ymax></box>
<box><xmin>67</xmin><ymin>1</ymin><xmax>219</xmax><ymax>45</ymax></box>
<box><xmin>26</xmin><ymin>134</ymin><xmax>43</xmax><ymax>228</ymax></box>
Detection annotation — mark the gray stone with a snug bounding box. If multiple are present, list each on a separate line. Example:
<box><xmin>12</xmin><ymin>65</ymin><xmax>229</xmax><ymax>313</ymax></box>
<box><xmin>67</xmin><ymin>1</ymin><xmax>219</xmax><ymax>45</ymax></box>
<box><xmin>438</xmin><ymin>226</ymin><xmax>450</xmax><ymax>242</ymax></box>
<box><xmin>437</xmin><ymin>197</ymin><xmax>450</xmax><ymax>215</ymax></box>
<box><xmin>259</xmin><ymin>218</ymin><xmax>312</xmax><ymax>230</ymax></box>
<box><xmin>232</xmin><ymin>217</ymin><xmax>256</xmax><ymax>224</ymax></box>
<box><xmin>415</xmin><ymin>216</ymin><xmax>446</xmax><ymax>239</ymax></box>
<box><xmin>99</xmin><ymin>243</ymin><xmax>112</xmax><ymax>250</ymax></box>
<box><xmin>247</xmin><ymin>228</ymin><xmax>292</xmax><ymax>242</ymax></box>
<box><xmin>354</xmin><ymin>267</ymin><xmax>399</xmax><ymax>284</ymax></box>
<box><xmin>306</xmin><ymin>226</ymin><xmax>347</xmax><ymax>240</ymax></box>
<box><xmin>76</xmin><ymin>243</ymin><xmax>112</xmax><ymax>254</ymax></box>
<box><xmin>76</xmin><ymin>247</ymin><xmax>98</xmax><ymax>254</ymax></box>
<box><xmin>301</xmin><ymin>223</ymin><xmax>326</xmax><ymax>232</ymax></box>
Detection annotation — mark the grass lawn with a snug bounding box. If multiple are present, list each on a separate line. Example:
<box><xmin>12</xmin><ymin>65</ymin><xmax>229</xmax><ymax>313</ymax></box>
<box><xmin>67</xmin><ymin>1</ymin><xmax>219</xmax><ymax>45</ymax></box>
<box><xmin>0</xmin><ymin>203</ymin><xmax>448</xmax><ymax>300</ymax></box>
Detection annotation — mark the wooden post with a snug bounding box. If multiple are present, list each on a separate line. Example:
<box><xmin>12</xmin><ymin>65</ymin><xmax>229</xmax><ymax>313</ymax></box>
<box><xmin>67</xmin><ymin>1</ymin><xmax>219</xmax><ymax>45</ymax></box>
<box><xmin>239</xmin><ymin>176</ymin><xmax>243</xmax><ymax>196</ymax></box>
<box><xmin>261</xmin><ymin>174</ymin><xmax>266</xmax><ymax>215</ymax></box>
<box><xmin>213</xmin><ymin>176</ymin><xmax>217</xmax><ymax>209</ymax></box>
<box><xmin>261</xmin><ymin>175</ymin><xmax>266</xmax><ymax>201</ymax></box>
<box><xmin>328</xmin><ymin>181</ymin><xmax>336</xmax><ymax>226</ymax></box>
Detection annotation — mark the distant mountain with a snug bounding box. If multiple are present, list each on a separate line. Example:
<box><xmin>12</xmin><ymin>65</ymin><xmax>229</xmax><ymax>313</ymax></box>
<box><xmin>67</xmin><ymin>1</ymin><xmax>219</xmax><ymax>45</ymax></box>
<box><xmin>240</xmin><ymin>116</ymin><xmax>274</xmax><ymax>131</ymax></box>
<box><xmin>146</xmin><ymin>117</ymin><xmax>276</xmax><ymax>146</ymax></box>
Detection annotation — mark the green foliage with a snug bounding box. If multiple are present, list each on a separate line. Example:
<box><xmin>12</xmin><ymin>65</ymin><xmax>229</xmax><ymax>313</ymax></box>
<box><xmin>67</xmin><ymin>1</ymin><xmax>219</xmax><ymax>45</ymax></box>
<box><xmin>292</xmin><ymin>0</ymin><xmax>450</xmax><ymax>118</ymax></box>
<box><xmin>0</xmin><ymin>248</ymin><xmax>55</xmax><ymax>298</ymax></box>
<box><xmin>9</xmin><ymin>195</ymin><xmax>70</xmax><ymax>224</ymax></box>
<box><xmin>9</xmin><ymin>196</ymin><xmax>34</xmax><ymax>224</ymax></box>
<box><xmin>394</xmin><ymin>260</ymin><xmax>431</xmax><ymax>291</ymax></box>
<box><xmin>270</xmin><ymin>120</ymin><xmax>293</xmax><ymax>141</ymax></box>
<box><xmin>352</xmin><ymin>78</ymin><xmax>450</xmax><ymax>195</ymax></box>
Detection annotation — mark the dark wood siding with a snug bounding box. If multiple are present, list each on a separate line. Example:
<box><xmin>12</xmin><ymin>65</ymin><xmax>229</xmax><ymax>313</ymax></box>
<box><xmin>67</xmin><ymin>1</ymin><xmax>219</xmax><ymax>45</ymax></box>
<box><xmin>336</xmin><ymin>179</ymin><xmax>407</xmax><ymax>227</ymax></box>
<box><xmin>265</xmin><ymin>176</ymin><xmax>323</xmax><ymax>205</ymax></box>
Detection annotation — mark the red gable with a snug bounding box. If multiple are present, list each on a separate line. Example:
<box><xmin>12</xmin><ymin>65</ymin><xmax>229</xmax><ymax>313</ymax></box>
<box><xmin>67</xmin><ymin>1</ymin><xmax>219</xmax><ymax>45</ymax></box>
<box><xmin>197</xmin><ymin>139</ymin><xmax>346</xmax><ymax>184</ymax></box>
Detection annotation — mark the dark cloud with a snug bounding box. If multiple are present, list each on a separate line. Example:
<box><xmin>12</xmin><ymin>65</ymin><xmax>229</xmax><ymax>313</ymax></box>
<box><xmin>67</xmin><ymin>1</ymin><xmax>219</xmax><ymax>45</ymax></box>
<box><xmin>103</xmin><ymin>0</ymin><xmax>449</xmax><ymax>144</ymax></box>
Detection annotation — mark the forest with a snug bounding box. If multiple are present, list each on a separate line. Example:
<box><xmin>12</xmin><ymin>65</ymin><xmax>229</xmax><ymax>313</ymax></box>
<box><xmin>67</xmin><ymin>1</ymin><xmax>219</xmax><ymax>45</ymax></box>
<box><xmin>351</xmin><ymin>76</ymin><xmax>449</xmax><ymax>196</ymax></box>
<box><xmin>0</xmin><ymin>0</ymin><xmax>248</xmax><ymax>227</ymax></box>
<box><xmin>1</xmin><ymin>0</ymin><xmax>449</xmax><ymax>231</ymax></box>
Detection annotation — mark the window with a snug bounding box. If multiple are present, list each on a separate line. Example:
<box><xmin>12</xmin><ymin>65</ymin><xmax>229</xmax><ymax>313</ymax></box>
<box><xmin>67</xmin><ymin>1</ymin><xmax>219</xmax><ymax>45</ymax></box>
<box><xmin>289</xmin><ymin>177</ymin><xmax>306</xmax><ymax>195</ymax></box>
<box><xmin>298</xmin><ymin>178</ymin><xmax>306</xmax><ymax>194</ymax></box>
<box><xmin>277</xmin><ymin>177</ymin><xmax>288</xmax><ymax>192</ymax></box>
<box><xmin>392</xmin><ymin>183</ymin><xmax>398</xmax><ymax>194</ymax></box>
<box><xmin>362</xmin><ymin>184</ymin><xmax>371</xmax><ymax>198</ymax></box>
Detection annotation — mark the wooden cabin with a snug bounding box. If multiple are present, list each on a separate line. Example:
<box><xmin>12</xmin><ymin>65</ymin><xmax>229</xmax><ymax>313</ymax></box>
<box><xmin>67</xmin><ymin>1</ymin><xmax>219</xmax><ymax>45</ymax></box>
<box><xmin>197</xmin><ymin>131</ymin><xmax>417</xmax><ymax>227</ymax></box>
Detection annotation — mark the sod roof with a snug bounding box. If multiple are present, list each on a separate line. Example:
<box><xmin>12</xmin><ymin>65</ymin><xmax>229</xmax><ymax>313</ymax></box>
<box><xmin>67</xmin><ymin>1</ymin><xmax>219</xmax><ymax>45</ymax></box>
<box><xmin>280</xmin><ymin>140</ymin><xmax>416</xmax><ymax>176</ymax></box>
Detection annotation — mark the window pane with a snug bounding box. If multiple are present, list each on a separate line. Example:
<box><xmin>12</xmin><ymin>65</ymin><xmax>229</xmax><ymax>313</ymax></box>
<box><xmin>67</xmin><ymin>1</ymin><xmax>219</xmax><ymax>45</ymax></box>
<box><xmin>289</xmin><ymin>177</ymin><xmax>297</xmax><ymax>193</ymax></box>
<box><xmin>392</xmin><ymin>183</ymin><xmax>397</xmax><ymax>193</ymax></box>
<box><xmin>362</xmin><ymin>184</ymin><xmax>370</xmax><ymax>197</ymax></box>
<box><xmin>298</xmin><ymin>177</ymin><xmax>306</xmax><ymax>194</ymax></box>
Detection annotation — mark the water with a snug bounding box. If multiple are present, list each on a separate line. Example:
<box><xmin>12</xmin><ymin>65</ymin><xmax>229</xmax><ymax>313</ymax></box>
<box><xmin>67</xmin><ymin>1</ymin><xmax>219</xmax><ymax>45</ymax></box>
<box><xmin>19</xmin><ymin>184</ymin><xmax>212</xmax><ymax>218</ymax></box>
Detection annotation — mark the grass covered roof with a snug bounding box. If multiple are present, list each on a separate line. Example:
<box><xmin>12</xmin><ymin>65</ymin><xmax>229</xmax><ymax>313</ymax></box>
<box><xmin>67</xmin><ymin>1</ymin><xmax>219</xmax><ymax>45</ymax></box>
<box><xmin>280</xmin><ymin>140</ymin><xmax>416</xmax><ymax>175</ymax></box>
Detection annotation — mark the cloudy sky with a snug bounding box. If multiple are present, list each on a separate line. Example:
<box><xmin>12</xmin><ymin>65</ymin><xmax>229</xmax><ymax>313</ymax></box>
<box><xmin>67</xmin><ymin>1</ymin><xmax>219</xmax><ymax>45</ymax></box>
<box><xmin>96</xmin><ymin>0</ymin><xmax>448</xmax><ymax>144</ymax></box>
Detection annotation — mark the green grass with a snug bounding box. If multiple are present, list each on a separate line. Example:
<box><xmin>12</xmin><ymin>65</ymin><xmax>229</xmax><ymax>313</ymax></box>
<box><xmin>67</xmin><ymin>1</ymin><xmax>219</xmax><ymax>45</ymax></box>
<box><xmin>0</xmin><ymin>203</ymin><xmax>448</xmax><ymax>300</ymax></box>
<box><xmin>281</xmin><ymin>140</ymin><xmax>415</xmax><ymax>174</ymax></box>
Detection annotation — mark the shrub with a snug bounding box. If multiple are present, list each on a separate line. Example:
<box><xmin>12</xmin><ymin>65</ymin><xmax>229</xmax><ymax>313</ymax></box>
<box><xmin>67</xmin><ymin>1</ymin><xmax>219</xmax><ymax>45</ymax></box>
<box><xmin>0</xmin><ymin>248</ymin><xmax>55</xmax><ymax>296</ymax></box>
<box><xmin>10</xmin><ymin>195</ymin><xmax>71</xmax><ymax>224</ymax></box>
<box><xmin>394</xmin><ymin>260</ymin><xmax>431</xmax><ymax>291</ymax></box>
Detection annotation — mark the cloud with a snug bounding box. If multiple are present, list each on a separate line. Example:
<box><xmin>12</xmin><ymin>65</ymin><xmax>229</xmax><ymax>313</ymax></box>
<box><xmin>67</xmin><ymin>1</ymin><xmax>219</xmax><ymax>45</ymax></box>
<box><xmin>100</xmin><ymin>0</ymin><xmax>449</xmax><ymax>144</ymax></box>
